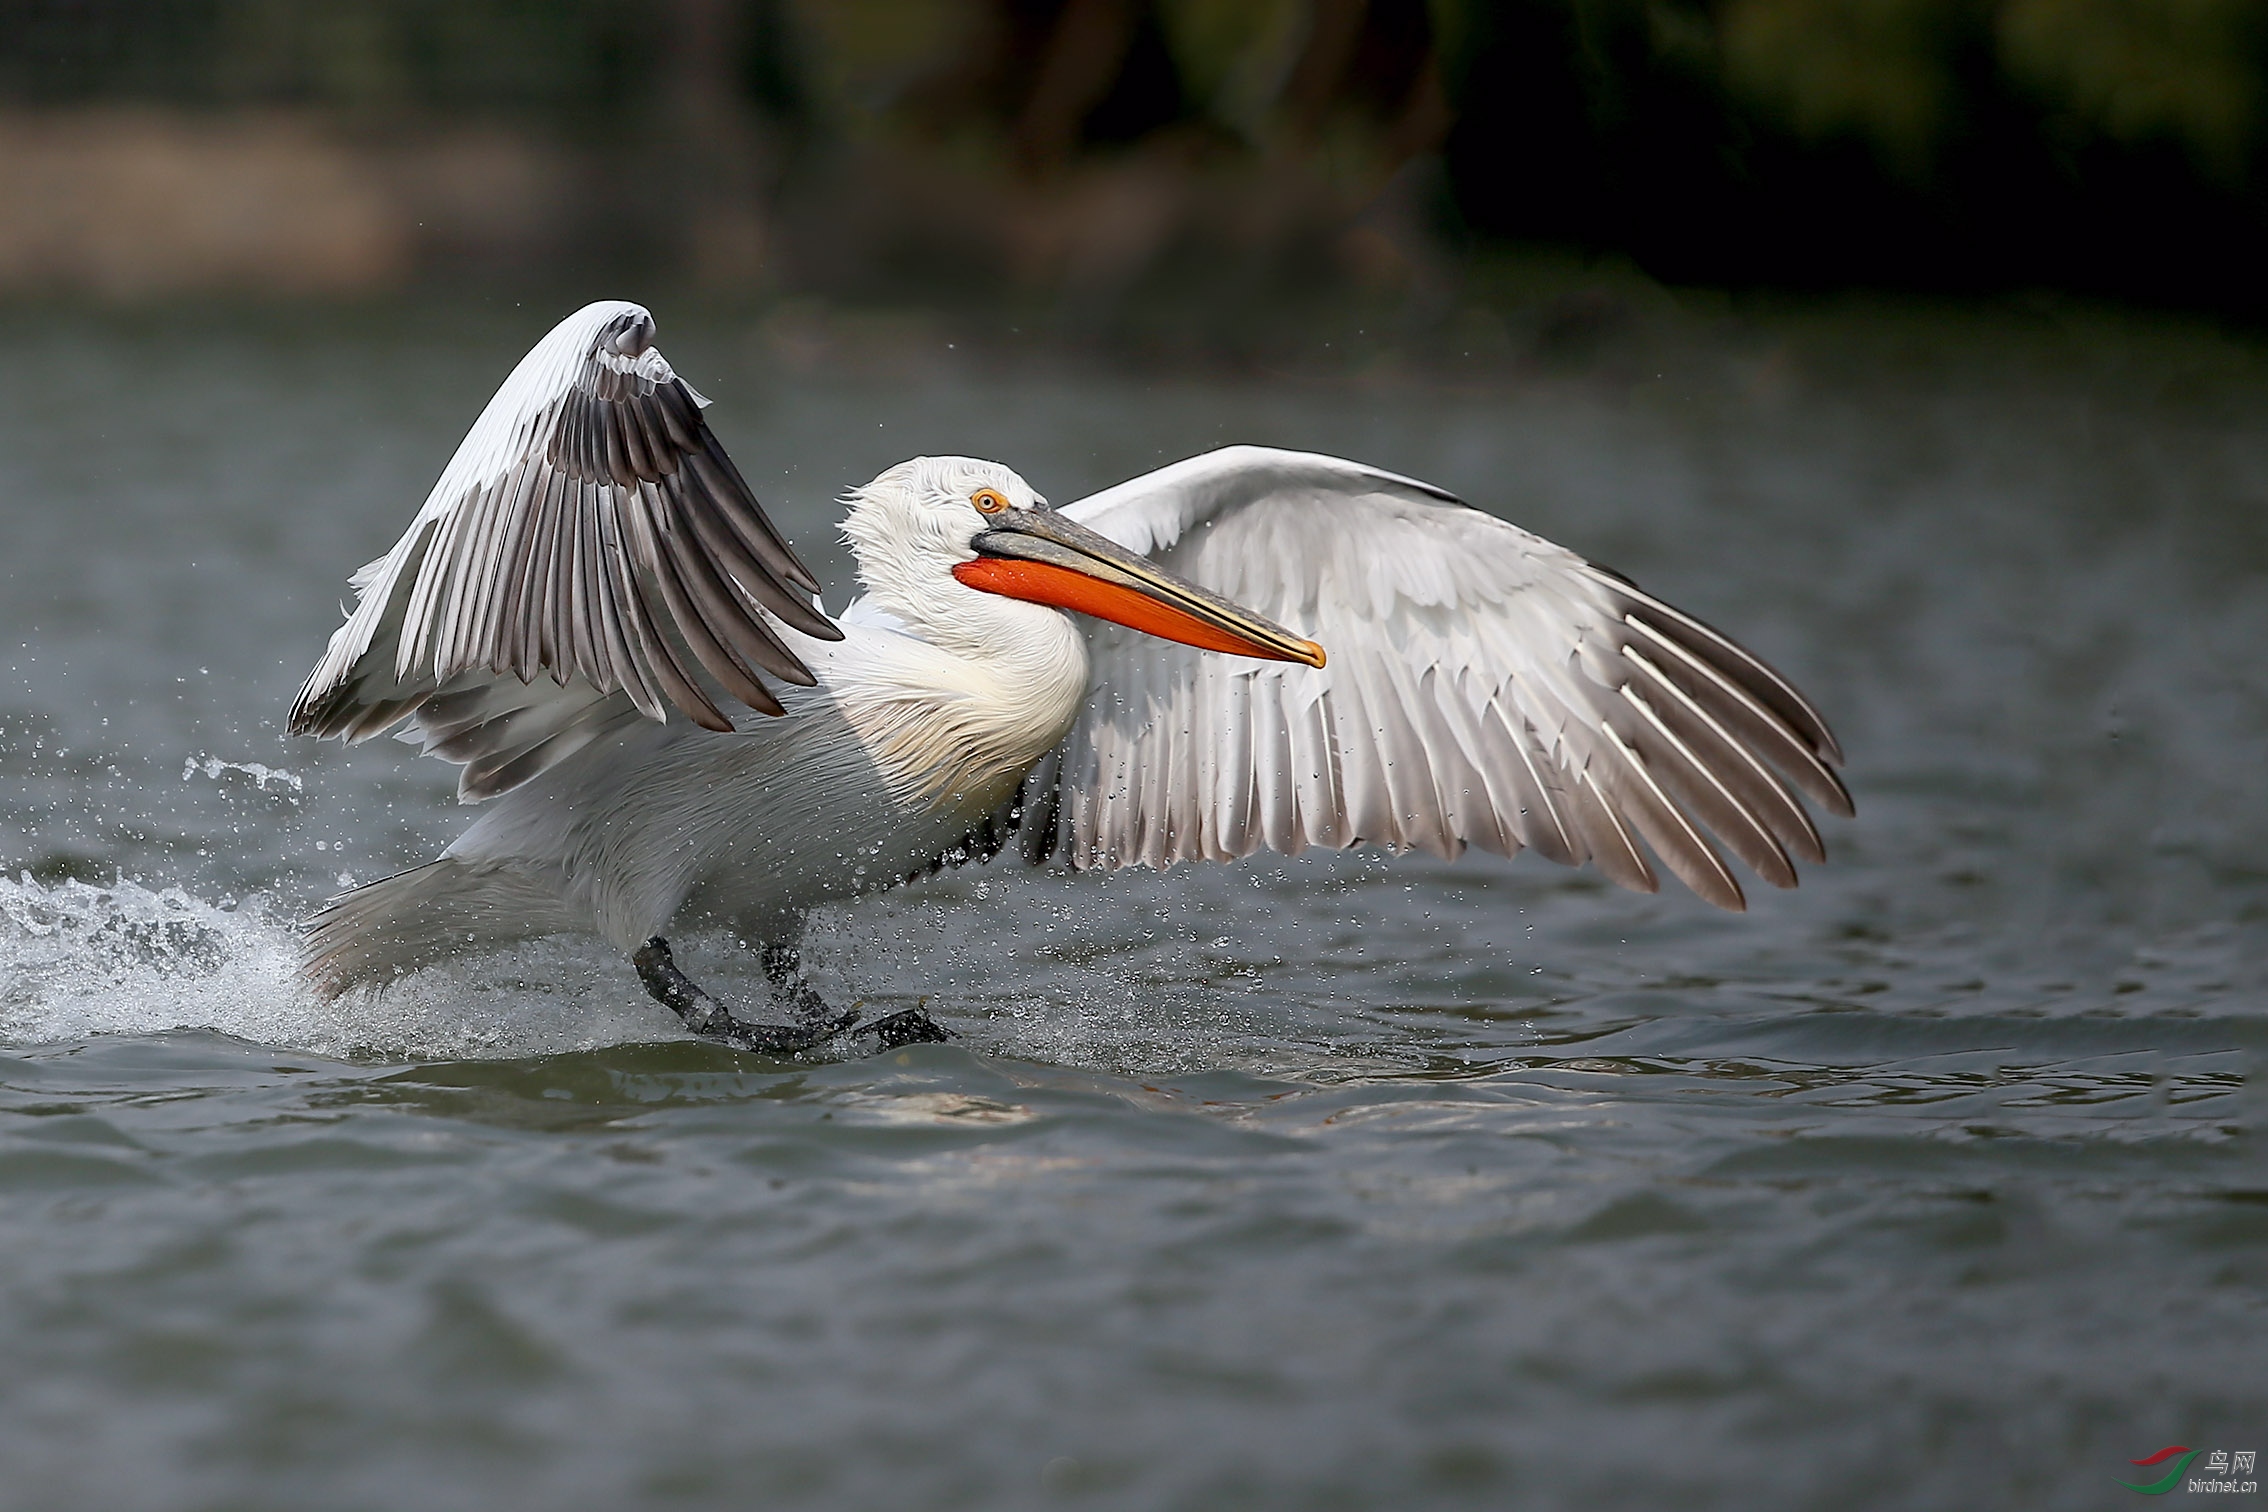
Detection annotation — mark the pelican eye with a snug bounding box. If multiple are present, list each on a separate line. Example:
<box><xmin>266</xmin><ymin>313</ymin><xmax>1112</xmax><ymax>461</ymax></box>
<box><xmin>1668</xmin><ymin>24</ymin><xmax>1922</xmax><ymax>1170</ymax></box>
<box><xmin>971</xmin><ymin>488</ymin><xmax>1011</xmax><ymax>515</ymax></box>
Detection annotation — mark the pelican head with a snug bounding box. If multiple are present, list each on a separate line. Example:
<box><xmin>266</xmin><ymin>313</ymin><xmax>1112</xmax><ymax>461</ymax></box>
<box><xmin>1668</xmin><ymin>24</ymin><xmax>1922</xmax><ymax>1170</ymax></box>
<box><xmin>844</xmin><ymin>455</ymin><xmax>1325</xmax><ymax>667</ymax></box>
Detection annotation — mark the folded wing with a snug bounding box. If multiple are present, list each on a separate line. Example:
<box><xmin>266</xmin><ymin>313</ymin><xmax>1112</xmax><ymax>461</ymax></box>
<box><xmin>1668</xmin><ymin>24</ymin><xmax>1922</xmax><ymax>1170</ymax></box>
<box><xmin>290</xmin><ymin>300</ymin><xmax>840</xmax><ymax>799</ymax></box>
<box><xmin>1017</xmin><ymin>445</ymin><xmax>1851</xmax><ymax>909</ymax></box>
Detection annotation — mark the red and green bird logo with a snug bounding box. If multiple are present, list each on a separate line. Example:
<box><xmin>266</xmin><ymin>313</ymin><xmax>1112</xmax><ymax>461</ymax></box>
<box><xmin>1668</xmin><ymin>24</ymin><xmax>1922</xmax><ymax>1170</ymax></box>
<box><xmin>2117</xmin><ymin>1447</ymin><xmax>2200</xmax><ymax>1495</ymax></box>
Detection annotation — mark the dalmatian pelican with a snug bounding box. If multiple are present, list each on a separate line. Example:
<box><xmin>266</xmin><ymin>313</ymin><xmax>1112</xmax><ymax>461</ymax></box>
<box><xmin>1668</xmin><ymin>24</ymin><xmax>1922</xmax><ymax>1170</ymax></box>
<box><xmin>292</xmin><ymin>301</ymin><xmax>1851</xmax><ymax>1049</ymax></box>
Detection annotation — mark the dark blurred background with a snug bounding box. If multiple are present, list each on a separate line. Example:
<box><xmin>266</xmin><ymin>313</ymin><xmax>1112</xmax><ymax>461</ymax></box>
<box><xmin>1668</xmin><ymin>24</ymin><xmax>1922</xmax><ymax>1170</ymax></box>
<box><xmin>0</xmin><ymin>0</ymin><xmax>2259</xmax><ymax>327</ymax></box>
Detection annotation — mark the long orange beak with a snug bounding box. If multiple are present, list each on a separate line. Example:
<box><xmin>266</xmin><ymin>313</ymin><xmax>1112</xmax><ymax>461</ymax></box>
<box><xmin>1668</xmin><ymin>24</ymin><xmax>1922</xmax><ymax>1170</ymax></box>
<box><xmin>953</xmin><ymin>510</ymin><xmax>1326</xmax><ymax>667</ymax></box>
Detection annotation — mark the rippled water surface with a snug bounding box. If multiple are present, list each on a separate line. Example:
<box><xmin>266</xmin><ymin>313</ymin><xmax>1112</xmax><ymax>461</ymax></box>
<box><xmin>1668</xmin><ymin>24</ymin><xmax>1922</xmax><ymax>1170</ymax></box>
<box><xmin>0</xmin><ymin>299</ymin><xmax>2260</xmax><ymax>1510</ymax></box>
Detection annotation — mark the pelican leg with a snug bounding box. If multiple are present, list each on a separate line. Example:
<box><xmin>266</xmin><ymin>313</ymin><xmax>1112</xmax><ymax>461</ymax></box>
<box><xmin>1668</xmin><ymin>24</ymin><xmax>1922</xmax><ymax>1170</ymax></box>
<box><xmin>761</xmin><ymin>939</ymin><xmax>956</xmax><ymax>1049</ymax></box>
<box><xmin>635</xmin><ymin>937</ymin><xmax>859</xmax><ymax>1053</ymax></box>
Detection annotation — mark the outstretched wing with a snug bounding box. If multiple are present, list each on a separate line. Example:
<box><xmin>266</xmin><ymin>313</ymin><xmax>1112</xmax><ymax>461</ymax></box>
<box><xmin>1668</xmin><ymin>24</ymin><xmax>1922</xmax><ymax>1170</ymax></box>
<box><xmin>291</xmin><ymin>300</ymin><xmax>841</xmax><ymax>799</ymax></box>
<box><xmin>1016</xmin><ymin>445</ymin><xmax>1851</xmax><ymax>909</ymax></box>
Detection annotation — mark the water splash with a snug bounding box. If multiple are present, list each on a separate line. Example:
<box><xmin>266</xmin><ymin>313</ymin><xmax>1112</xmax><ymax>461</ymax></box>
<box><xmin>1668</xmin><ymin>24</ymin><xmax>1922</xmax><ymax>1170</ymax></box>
<box><xmin>0</xmin><ymin>873</ymin><xmax>667</xmax><ymax>1060</ymax></box>
<box><xmin>0</xmin><ymin>858</ymin><xmax>1520</xmax><ymax>1076</ymax></box>
<box><xmin>0</xmin><ymin>869</ymin><xmax>1253</xmax><ymax>1071</ymax></box>
<box><xmin>181</xmin><ymin>754</ymin><xmax>303</xmax><ymax>792</ymax></box>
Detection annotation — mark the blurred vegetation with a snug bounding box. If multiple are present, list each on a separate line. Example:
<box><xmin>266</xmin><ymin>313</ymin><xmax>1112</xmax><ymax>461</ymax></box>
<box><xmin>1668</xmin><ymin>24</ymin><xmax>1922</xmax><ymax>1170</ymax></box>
<box><xmin>0</xmin><ymin>1</ymin><xmax>658</xmax><ymax>117</ymax></box>
<box><xmin>0</xmin><ymin>0</ymin><xmax>2260</xmax><ymax>313</ymax></box>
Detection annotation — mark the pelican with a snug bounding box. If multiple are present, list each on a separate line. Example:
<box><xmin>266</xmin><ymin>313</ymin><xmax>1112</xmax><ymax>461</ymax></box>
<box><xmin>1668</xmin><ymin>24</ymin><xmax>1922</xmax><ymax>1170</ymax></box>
<box><xmin>292</xmin><ymin>300</ymin><xmax>1851</xmax><ymax>1049</ymax></box>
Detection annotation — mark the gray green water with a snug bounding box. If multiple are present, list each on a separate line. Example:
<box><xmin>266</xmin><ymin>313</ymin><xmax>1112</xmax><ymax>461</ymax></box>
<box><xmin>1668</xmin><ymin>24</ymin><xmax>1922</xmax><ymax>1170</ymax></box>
<box><xmin>0</xmin><ymin>298</ymin><xmax>2259</xmax><ymax>1510</ymax></box>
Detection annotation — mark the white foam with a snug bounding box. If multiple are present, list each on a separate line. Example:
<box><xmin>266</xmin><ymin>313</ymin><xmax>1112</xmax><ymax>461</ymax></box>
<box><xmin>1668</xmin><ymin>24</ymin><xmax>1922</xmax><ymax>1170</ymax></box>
<box><xmin>0</xmin><ymin>874</ymin><xmax>671</xmax><ymax>1061</ymax></box>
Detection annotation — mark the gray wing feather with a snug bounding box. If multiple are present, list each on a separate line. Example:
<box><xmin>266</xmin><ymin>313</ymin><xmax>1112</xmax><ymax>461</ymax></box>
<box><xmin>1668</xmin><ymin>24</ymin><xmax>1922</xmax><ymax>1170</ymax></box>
<box><xmin>291</xmin><ymin>301</ymin><xmax>840</xmax><ymax>797</ymax></box>
<box><xmin>1016</xmin><ymin>445</ymin><xmax>1849</xmax><ymax>911</ymax></box>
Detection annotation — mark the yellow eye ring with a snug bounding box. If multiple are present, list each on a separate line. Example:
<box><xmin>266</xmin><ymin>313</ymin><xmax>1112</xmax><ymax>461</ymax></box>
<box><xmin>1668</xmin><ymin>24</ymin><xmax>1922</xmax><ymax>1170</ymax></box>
<box><xmin>971</xmin><ymin>487</ymin><xmax>1010</xmax><ymax>515</ymax></box>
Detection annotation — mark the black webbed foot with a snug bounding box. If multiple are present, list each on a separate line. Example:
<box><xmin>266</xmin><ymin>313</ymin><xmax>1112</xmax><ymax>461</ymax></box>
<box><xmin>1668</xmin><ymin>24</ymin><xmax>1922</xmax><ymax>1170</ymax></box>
<box><xmin>761</xmin><ymin>942</ymin><xmax>954</xmax><ymax>1046</ymax></box>
<box><xmin>635</xmin><ymin>937</ymin><xmax>859</xmax><ymax>1053</ymax></box>
<box><xmin>758</xmin><ymin>941</ymin><xmax>844</xmax><ymax>1028</ymax></box>
<box><xmin>858</xmin><ymin>1005</ymin><xmax>956</xmax><ymax>1048</ymax></box>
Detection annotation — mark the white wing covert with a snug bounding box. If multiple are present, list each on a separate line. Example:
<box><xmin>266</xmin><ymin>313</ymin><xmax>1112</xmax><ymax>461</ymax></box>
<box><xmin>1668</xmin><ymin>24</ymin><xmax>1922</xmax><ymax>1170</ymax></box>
<box><xmin>290</xmin><ymin>301</ymin><xmax>839</xmax><ymax>800</ymax></box>
<box><xmin>1017</xmin><ymin>446</ymin><xmax>1851</xmax><ymax>909</ymax></box>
